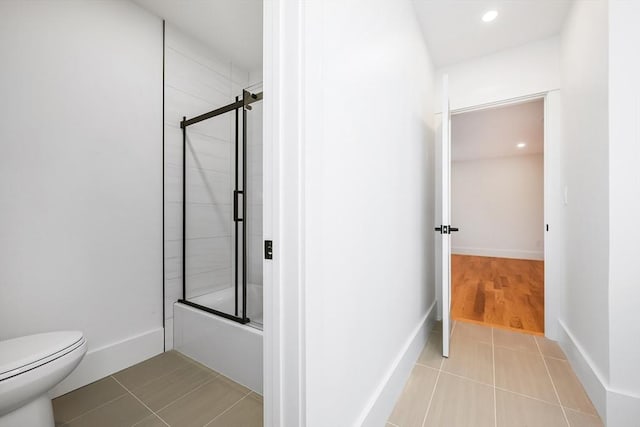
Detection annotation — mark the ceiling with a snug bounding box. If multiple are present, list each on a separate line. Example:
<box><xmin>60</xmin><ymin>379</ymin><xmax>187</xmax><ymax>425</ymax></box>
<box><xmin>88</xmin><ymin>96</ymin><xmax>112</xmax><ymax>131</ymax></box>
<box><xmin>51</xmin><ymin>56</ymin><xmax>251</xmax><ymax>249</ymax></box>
<box><xmin>131</xmin><ymin>0</ymin><xmax>570</xmax><ymax>71</ymax></box>
<box><xmin>451</xmin><ymin>99</ymin><xmax>544</xmax><ymax>162</ymax></box>
<box><xmin>132</xmin><ymin>0</ymin><xmax>263</xmax><ymax>71</ymax></box>
<box><xmin>413</xmin><ymin>0</ymin><xmax>572</xmax><ymax>66</ymax></box>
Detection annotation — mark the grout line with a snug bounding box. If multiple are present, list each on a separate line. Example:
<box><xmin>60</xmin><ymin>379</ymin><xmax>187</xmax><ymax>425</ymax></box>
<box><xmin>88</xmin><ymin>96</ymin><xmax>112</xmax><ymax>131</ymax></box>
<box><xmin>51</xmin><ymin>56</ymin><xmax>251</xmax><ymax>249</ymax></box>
<box><xmin>131</xmin><ymin>414</ymin><xmax>167</xmax><ymax>427</ymax></box>
<box><xmin>387</xmin><ymin>422</ymin><xmax>401</xmax><ymax>427</ymax></box>
<box><xmin>153</xmin><ymin>375</ymin><xmax>219</xmax><ymax>414</ymax></box>
<box><xmin>414</xmin><ymin>362</ymin><xmax>442</xmax><ymax>372</ymax></box>
<box><xmin>203</xmin><ymin>393</ymin><xmax>250</xmax><ymax>427</ymax></box>
<box><xmin>111</xmin><ymin>376</ymin><xmax>170</xmax><ymax>427</ymax></box>
<box><xmin>418</xmin><ymin>320</ymin><xmax>453</xmax><ymax>427</ymax></box>
<box><xmin>420</xmin><ymin>366</ymin><xmax>442</xmax><ymax>427</ymax></box>
<box><xmin>495</xmin><ymin>386</ymin><xmax>563</xmax><ymax>407</ymax></box>
<box><xmin>535</xmin><ymin>337</ymin><xmax>570</xmax><ymax>427</ymax></box>
<box><xmin>61</xmin><ymin>391</ymin><xmax>129</xmax><ymax>425</ymax></box>
<box><xmin>57</xmin><ymin>354</ymin><xmax>188</xmax><ymax>425</ymax></box>
<box><xmin>428</xmin><ymin>367</ymin><xmax>493</xmax><ymax>388</ymax></box>
<box><xmin>164</xmin><ymin>46</ymin><xmax>238</xmax><ymax>89</ymax></box>
<box><xmin>113</xmin><ymin>352</ymin><xmax>197</xmax><ymax>393</ymax></box>
<box><xmin>493</xmin><ymin>340</ymin><xmax>567</xmax><ymax>361</ymax></box>
<box><xmin>491</xmin><ymin>328</ymin><xmax>497</xmax><ymax>427</ymax></box>
<box><xmin>165</xmin><ymin>83</ymin><xmax>228</xmax><ymax>109</ymax></box>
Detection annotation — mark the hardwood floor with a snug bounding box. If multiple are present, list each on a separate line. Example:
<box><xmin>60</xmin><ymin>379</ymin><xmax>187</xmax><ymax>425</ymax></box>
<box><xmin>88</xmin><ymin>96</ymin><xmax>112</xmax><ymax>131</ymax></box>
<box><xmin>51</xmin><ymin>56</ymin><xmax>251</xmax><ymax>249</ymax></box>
<box><xmin>451</xmin><ymin>255</ymin><xmax>544</xmax><ymax>334</ymax></box>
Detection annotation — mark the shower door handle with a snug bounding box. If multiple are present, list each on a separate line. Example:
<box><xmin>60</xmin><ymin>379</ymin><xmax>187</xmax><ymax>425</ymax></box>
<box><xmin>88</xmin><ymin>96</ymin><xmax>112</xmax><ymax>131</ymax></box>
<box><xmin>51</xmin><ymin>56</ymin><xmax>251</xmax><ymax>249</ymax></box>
<box><xmin>233</xmin><ymin>190</ymin><xmax>244</xmax><ymax>222</ymax></box>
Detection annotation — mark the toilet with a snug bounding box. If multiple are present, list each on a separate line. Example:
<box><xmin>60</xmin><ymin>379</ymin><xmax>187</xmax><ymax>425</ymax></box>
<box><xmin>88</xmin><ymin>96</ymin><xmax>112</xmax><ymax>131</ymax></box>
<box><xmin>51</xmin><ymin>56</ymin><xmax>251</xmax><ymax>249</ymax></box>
<box><xmin>0</xmin><ymin>331</ymin><xmax>87</xmax><ymax>427</ymax></box>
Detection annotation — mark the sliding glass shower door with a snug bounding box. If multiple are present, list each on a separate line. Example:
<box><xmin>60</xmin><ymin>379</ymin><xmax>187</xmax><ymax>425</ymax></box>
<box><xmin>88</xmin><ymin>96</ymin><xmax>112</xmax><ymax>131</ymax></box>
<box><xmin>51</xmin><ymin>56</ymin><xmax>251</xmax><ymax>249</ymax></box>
<box><xmin>179</xmin><ymin>88</ymin><xmax>263</xmax><ymax>325</ymax></box>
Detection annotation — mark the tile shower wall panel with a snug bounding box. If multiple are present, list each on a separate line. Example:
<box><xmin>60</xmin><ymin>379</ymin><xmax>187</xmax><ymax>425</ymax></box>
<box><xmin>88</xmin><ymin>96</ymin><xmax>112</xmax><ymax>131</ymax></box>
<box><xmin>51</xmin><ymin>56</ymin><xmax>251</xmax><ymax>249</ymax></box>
<box><xmin>164</xmin><ymin>24</ymin><xmax>249</xmax><ymax>349</ymax></box>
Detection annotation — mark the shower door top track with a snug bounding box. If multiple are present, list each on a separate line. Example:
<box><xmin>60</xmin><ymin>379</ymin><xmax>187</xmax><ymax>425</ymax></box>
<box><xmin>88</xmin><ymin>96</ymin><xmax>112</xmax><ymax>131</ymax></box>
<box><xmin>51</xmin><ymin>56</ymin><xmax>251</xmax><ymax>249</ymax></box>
<box><xmin>178</xmin><ymin>90</ymin><xmax>263</xmax><ymax>325</ymax></box>
<box><xmin>180</xmin><ymin>91</ymin><xmax>263</xmax><ymax>128</ymax></box>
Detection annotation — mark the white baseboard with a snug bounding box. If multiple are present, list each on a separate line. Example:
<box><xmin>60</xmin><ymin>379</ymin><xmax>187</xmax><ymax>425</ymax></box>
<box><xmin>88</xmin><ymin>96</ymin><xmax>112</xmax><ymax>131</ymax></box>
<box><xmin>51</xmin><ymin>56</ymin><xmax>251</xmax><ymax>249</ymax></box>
<box><xmin>357</xmin><ymin>301</ymin><xmax>437</xmax><ymax>427</ymax></box>
<box><xmin>557</xmin><ymin>320</ymin><xmax>640</xmax><ymax>426</ymax></box>
<box><xmin>452</xmin><ymin>247</ymin><xmax>543</xmax><ymax>260</ymax></box>
<box><xmin>607</xmin><ymin>388</ymin><xmax>640</xmax><ymax>427</ymax></box>
<box><xmin>557</xmin><ymin>320</ymin><xmax>607</xmax><ymax>419</ymax></box>
<box><xmin>50</xmin><ymin>327</ymin><xmax>164</xmax><ymax>398</ymax></box>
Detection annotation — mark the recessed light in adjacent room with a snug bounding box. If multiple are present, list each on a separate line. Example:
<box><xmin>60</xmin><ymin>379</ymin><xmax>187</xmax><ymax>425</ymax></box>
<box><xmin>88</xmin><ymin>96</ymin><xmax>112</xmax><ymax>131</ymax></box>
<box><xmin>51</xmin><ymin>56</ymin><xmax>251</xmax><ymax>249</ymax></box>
<box><xmin>517</xmin><ymin>142</ymin><xmax>526</xmax><ymax>148</ymax></box>
<box><xmin>482</xmin><ymin>10</ymin><xmax>498</xmax><ymax>22</ymax></box>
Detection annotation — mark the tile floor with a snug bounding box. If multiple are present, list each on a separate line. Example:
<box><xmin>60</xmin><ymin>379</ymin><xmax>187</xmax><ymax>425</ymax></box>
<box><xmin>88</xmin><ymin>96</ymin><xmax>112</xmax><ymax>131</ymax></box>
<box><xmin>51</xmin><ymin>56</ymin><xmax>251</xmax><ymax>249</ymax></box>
<box><xmin>52</xmin><ymin>350</ymin><xmax>263</xmax><ymax>427</ymax></box>
<box><xmin>387</xmin><ymin>321</ymin><xmax>604</xmax><ymax>427</ymax></box>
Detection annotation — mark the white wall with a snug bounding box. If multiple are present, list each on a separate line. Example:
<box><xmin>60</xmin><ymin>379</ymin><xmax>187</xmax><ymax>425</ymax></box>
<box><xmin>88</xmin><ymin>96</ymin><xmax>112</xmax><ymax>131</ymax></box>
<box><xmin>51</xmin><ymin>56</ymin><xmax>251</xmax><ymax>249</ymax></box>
<box><xmin>163</xmin><ymin>24</ymin><xmax>251</xmax><ymax>348</ymax></box>
<box><xmin>301</xmin><ymin>0</ymin><xmax>436</xmax><ymax>425</ymax></box>
<box><xmin>0</xmin><ymin>0</ymin><xmax>163</xmax><ymax>394</ymax></box>
<box><xmin>436</xmin><ymin>37</ymin><xmax>561</xmax><ymax>112</ymax></box>
<box><xmin>557</xmin><ymin>0</ymin><xmax>610</xmax><ymax>418</ymax></box>
<box><xmin>607</xmin><ymin>0</ymin><xmax>640</xmax><ymax>424</ymax></box>
<box><xmin>451</xmin><ymin>154</ymin><xmax>544</xmax><ymax>260</ymax></box>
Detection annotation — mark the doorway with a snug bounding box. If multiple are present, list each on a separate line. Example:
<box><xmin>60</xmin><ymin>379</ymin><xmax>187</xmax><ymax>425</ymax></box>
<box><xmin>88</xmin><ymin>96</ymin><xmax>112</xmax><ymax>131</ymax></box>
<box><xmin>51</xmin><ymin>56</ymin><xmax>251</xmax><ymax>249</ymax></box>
<box><xmin>450</xmin><ymin>98</ymin><xmax>545</xmax><ymax>334</ymax></box>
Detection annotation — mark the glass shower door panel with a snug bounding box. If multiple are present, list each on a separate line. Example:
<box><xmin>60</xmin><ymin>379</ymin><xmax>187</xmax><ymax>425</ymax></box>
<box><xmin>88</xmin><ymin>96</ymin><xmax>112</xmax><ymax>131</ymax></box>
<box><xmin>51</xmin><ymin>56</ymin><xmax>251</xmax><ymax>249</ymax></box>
<box><xmin>243</xmin><ymin>85</ymin><xmax>263</xmax><ymax>327</ymax></box>
<box><xmin>184</xmin><ymin>110</ymin><xmax>235</xmax><ymax>316</ymax></box>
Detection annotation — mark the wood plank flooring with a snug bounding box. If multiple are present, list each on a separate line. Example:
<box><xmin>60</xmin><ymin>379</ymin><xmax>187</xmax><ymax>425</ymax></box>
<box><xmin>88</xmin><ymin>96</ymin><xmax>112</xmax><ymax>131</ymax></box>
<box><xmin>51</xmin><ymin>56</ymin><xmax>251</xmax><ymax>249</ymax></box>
<box><xmin>451</xmin><ymin>255</ymin><xmax>544</xmax><ymax>334</ymax></box>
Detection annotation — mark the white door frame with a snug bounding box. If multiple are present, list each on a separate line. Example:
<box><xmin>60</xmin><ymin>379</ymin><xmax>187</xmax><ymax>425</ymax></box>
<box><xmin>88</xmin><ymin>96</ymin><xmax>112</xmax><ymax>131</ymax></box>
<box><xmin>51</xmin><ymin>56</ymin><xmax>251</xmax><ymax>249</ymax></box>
<box><xmin>439</xmin><ymin>90</ymin><xmax>562</xmax><ymax>340</ymax></box>
<box><xmin>262</xmin><ymin>0</ymin><xmax>308</xmax><ymax>426</ymax></box>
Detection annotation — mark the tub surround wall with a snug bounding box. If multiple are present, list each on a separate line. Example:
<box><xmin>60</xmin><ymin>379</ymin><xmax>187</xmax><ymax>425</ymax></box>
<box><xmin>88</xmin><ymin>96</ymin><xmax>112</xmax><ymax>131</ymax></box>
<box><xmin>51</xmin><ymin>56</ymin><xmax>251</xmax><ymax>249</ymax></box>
<box><xmin>0</xmin><ymin>0</ymin><xmax>163</xmax><ymax>395</ymax></box>
<box><xmin>163</xmin><ymin>24</ymin><xmax>251</xmax><ymax>349</ymax></box>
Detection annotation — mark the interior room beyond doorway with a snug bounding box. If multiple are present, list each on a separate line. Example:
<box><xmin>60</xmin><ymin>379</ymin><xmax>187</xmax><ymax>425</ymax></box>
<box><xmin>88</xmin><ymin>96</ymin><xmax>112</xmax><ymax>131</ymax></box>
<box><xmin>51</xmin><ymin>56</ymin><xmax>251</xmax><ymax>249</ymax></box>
<box><xmin>450</xmin><ymin>99</ymin><xmax>545</xmax><ymax>334</ymax></box>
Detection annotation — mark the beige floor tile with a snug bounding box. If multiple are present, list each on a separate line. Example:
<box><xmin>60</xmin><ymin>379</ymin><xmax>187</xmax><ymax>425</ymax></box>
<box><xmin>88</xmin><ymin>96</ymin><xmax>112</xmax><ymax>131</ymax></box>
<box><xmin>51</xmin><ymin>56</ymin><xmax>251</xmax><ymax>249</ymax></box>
<box><xmin>130</xmin><ymin>362</ymin><xmax>216</xmax><ymax>411</ymax></box>
<box><xmin>388</xmin><ymin>365</ymin><xmax>439</xmax><ymax>427</ymax></box>
<box><xmin>113</xmin><ymin>351</ymin><xmax>191</xmax><ymax>390</ymax></box>
<box><xmin>535</xmin><ymin>336</ymin><xmax>567</xmax><ymax>360</ymax></box>
<box><xmin>442</xmin><ymin>335</ymin><xmax>493</xmax><ymax>385</ymax></box>
<box><xmin>65</xmin><ymin>394</ymin><xmax>151</xmax><ymax>427</ymax></box>
<box><xmin>452</xmin><ymin>321</ymin><xmax>492</xmax><ymax>344</ymax></box>
<box><xmin>133</xmin><ymin>415</ymin><xmax>168</xmax><ymax>427</ymax></box>
<box><xmin>494</xmin><ymin>347</ymin><xmax>558</xmax><ymax>403</ymax></box>
<box><xmin>423</xmin><ymin>372</ymin><xmax>494</xmax><ymax>427</ymax></box>
<box><xmin>248</xmin><ymin>392</ymin><xmax>263</xmax><ymax>403</ymax></box>
<box><xmin>565</xmin><ymin>408</ymin><xmax>604</xmax><ymax>427</ymax></box>
<box><xmin>157</xmin><ymin>375</ymin><xmax>249</xmax><ymax>426</ymax></box>
<box><xmin>53</xmin><ymin>377</ymin><xmax>127</xmax><ymax>424</ymax></box>
<box><xmin>205</xmin><ymin>393</ymin><xmax>263</xmax><ymax>427</ymax></box>
<box><xmin>417</xmin><ymin>333</ymin><xmax>444</xmax><ymax>369</ymax></box>
<box><xmin>495</xmin><ymin>389</ymin><xmax>566</xmax><ymax>427</ymax></box>
<box><xmin>432</xmin><ymin>321</ymin><xmax>443</xmax><ymax>334</ymax></box>
<box><xmin>493</xmin><ymin>328</ymin><xmax>538</xmax><ymax>353</ymax></box>
<box><xmin>545</xmin><ymin>357</ymin><xmax>597</xmax><ymax>414</ymax></box>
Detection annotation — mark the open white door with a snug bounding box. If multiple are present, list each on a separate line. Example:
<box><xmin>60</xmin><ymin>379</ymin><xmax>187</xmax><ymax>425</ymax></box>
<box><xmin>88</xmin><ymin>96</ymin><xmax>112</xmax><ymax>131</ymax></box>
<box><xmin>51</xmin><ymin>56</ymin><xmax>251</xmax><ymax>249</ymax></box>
<box><xmin>436</xmin><ymin>75</ymin><xmax>455</xmax><ymax>357</ymax></box>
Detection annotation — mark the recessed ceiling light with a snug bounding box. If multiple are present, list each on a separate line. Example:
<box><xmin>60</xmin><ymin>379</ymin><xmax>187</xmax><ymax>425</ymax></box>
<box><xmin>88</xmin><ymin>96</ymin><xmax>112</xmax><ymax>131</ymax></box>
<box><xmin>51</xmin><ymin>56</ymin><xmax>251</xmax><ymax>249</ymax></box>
<box><xmin>517</xmin><ymin>142</ymin><xmax>526</xmax><ymax>149</ymax></box>
<box><xmin>482</xmin><ymin>10</ymin><xmax>498</xmax><ymax>22</ymax></box>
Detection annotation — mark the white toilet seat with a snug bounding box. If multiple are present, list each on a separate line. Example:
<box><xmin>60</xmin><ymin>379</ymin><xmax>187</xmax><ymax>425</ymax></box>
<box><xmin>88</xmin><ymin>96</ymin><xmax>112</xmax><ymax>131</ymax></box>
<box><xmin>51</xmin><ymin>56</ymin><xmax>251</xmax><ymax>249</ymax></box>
<box><xmin>0</xmin><ymin>332</ymin><xmax>85</xmax><ymax>383</ymax></box>
<box><xmin>0</xmin><ymin>331</ymin><xmax>87</xmax><ymax>427</ymax></box>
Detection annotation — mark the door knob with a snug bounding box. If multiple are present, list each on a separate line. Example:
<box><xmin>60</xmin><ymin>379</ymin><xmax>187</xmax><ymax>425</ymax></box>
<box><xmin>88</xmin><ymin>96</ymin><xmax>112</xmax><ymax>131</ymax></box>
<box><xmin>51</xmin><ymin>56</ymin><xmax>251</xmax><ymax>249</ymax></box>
<box><xmin>434</xmin><ymin>225</ymin><xmax>459</xmax><ymax>234</ymax></box>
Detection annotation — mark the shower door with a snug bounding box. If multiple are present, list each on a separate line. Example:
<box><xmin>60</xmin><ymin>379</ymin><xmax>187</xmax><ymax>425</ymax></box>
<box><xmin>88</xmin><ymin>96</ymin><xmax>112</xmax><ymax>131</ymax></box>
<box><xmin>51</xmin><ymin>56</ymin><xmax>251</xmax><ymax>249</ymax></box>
<box><xmin>179</xmin><ymin>89</ymin><xmax>263</xmax><ymax>324</ymax></box>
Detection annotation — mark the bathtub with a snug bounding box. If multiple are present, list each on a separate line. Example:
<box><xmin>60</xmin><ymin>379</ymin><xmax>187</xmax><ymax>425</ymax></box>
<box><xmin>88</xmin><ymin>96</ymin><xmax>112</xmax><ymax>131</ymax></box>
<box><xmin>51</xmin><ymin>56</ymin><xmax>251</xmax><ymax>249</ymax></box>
<box><xmin>173</xmin><ymin>284</ymin><xmax>263</xmax><ymax>394</ymax></box>
<box><xmin>189</xmin><ymin>284</ymin><xmax>263</xmax><ymax>328</ymax></box>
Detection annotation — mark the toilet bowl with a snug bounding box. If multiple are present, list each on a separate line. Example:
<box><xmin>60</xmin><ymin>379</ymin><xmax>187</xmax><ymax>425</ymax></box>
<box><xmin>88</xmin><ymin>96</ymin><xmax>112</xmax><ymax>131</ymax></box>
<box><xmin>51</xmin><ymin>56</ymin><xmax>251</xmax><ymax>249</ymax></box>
<box><xmin>0</xmin><ymin>331</ymin><xmax>87</xmax><ymax>427</ymax></box>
